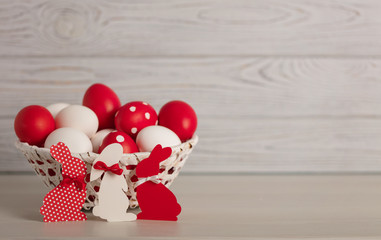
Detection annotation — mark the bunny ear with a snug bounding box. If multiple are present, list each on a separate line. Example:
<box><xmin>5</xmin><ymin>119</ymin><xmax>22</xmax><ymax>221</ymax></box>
<box><xmin>149</xmin><ymin>144</ymin><xmax>172</xmax><ymax>163</ymax></box>
<box><xmin>151</xmin><ymin>144</ymin><xmax>163</xmax><ymax>153</ymax></box>
<box><xmin>95</xmin><ymin>143</ymin><xmax>123</xmax><ymax>165</ymax></box>
<box><xmin>148</xmin><ymin>144</ymin><xmax>162</xmax><ymax>162</ymax></box>
<box><xmin>160</xmin><ymin>147</ymin><xmax>172</xmax><ymax>161</ymax></box>
<box><xmin>50</xmin><ymin>142</ymin><xmax>73</xmax><ymax>164</ymax></box>
<box><xmin>90</xmin><ymin>143</ymin><xmax>123</xmax><ymax>182</ymax></box>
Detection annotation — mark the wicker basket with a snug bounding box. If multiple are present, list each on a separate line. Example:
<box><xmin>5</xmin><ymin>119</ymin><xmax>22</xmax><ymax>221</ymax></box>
<box><xmin>15</xmin><ymin>135</ymin><xmax>198</xmax><ymax>209</ymax></box>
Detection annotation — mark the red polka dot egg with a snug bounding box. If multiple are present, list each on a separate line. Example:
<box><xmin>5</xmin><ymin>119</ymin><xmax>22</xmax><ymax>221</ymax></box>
<box><xmin>114</xmin><ymin>101</ymin><xmax>157</xmax><ymax>140</ymax></box>
<box><xmin>98</xmin><ymin>130</ymin><xmax>138</xmax><ymax>154</ymax></box>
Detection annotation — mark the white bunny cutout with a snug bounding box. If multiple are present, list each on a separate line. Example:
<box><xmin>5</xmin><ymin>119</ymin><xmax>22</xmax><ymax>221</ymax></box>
<box><xmin>90</xmin><ymin>143</ymin><xmax>136</xmax><ymax>222</ymax></box>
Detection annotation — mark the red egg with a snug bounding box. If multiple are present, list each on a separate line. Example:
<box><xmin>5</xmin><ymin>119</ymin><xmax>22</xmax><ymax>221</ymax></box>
<box><xmin>83</xmin><ymin>83</ymin><xmax>121</xmax><ymax>130</ymax></box>
<box><xmin>114</xmin><ymin>101</ymin><xmax>157</xmax><ymax>140</ymax></box>
<box><xmin>14</xmin><ymin>105</ymin><xmax>56</xmax><ymax>147</ymax></box>
<box><xmin>98</xmin><ymin>131</ymin><xmax>138</xmax><ymax>154</ymax></box>
<box><xmin>158</xmin><ymin>100</ymin><xmax>197</xmax><ymax>142</ymax></box>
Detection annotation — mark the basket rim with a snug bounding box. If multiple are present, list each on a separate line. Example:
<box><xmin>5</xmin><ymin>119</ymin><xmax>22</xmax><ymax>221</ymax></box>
<box><xmin>15</xmin><ymin>134</ymin><xmax>199</xmax><ymax>158</ymax></box>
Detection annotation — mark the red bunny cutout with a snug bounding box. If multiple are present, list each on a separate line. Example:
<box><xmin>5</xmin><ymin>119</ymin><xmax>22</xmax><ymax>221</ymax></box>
<box><xmin>40</xmin><ymin>142</ymin><xmax>87</xmax><ymax>222</ymax></box>
<box><xmin>135</xmin><ymin>144</ymin><xmax>181</xmax><ymax>221</ymax></box>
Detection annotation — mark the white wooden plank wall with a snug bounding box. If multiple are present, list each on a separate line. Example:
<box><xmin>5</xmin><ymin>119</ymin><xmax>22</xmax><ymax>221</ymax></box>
<box><xmin>1</xmin><ymin>0</ymin><xmax>381</xmax><ymax>173</ymax></box>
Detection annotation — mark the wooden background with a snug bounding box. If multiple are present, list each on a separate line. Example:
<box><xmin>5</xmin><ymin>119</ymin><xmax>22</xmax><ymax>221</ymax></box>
<box><xmin>1</xmin><ymin>0</ymin><xmax>381</xmax><ymax>173</ymax></box>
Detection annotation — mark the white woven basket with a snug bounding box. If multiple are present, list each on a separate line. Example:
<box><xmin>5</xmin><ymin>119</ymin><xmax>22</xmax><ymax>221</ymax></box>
<box><xmin>15</xmin><ymin>135</ymin><xmax>198</xmax><ymax>209</ymax></box>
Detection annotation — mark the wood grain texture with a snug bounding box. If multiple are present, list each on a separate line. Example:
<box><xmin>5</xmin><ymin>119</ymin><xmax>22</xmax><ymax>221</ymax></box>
<box><xmin>2</xmin><ymin>57</ymin><xmax>381</xmax><ymax>172</ymax></box>
<box><xmin>1</xmin><ymin>0</ymin><xmax>381</xmax><ymax>57</ymax></box>
<box><xmin>2</xmin><ymin>0</ymin><xmax>381</xmax><ymax>172</ymax></box>
<box><xmin>3</xmin><ymin>57</ymin><xmax>381</xmax><ymax>117</ymax></box>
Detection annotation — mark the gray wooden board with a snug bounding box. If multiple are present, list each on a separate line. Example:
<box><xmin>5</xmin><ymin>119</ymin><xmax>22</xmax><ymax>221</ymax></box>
<box><xmin>1</xmin><ymin>57</ymin><xmax>381</xmax><ymax>172</ymax></box>
<box><xmin>1</xmin><ymin>0</ymin><xmax>381</xmax><ymax>173</ymax></box>
<box><xmin>1</xmin><ymin>0</ymin><xmax>381</xmax><ymax>57</ymax></box>
<box><xmin>0</xmin><ymin>175</ymin><xmax>380</xmax><ymax>239</ymax></box>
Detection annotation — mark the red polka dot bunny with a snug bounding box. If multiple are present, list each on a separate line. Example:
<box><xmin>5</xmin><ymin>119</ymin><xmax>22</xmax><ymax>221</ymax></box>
<box><xmin>40</xmin><ymin>142</ymin><xmax>87</xmax><ymax>222</ymax></box>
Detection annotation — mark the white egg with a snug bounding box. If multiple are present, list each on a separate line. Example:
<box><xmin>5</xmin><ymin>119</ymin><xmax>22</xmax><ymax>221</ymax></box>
<box><xmin>46</xmin><ymin>103</ymin><xmax>70</xmax><ymax>119</ymax></box>
<box><xmin>136</xmin><ymin>126</ymin><xmax>181</xmax><ymax>152</ymax></box>
<box><xmin>44</xmin><ymin>127</ymin><xmax>92</xmax><ymax>153</ymax></box>
<box><xmin>55</xmin><ymin>105</ymin><xmax>99</xmax><ymax>138</ymax></box>
<box><xmin>91</xmin><ymin>128</ymin><xmax>114</xmax><ymax>153</ymax></box>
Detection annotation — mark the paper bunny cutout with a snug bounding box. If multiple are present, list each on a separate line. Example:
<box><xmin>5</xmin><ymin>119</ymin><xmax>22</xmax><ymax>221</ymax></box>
<box><xmin>135</xmin><ymin>144</ymin><xmax>182</xmax><ymax>221</ymax></box>
<box><xmin>90</xmin><ymin>143</ymin><xmax>136</xmax><ymax>222</ymax></box>
<box><xmin>40</xmin><ymin>142</ymin><xmax>87</xmax><ymax>222</ymax></box>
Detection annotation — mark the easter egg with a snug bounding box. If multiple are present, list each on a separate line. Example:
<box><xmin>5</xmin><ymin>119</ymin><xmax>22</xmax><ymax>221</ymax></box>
<box><xmin>158</xmin><ymin>100</ymin><xmax>197</xmax><ymax>141</ymax></box>
<box><xmin>91</xmin><ymin>129</ymin><xmax>114</xmax><ymax>153</ymax></box>
<box><xmin>14</xmin><ymin>105</ymin><xmax>55</xmax><ymax>147</ymax></box>
<box><xmin>114</xmin><ymin>101</ymin><xmax>157</xmax><ymax>140</ymax></box>
<box><xmin>98</xmin><ymin>131</ymin><xmax>138</xmax><ymax>154</ymax></box>
<box><xmin>44</xmin><ymin>127</ymin><xmax>92</xmax><ymax>153</ymax></box>
<box><xmin>55</xmin><ymin>105</ymin><xmax>98</xmax><ymax>138</ymax></box>
<box><xmin>83</xmin><ymin>83</ymin><xmax>121</xmax><ymax>130</ymax></box>
<box><xmin>136</xmin><ymin>125</ymin><xmax>181</xmax><ymax>152</ymax></box>
<box><xmin>46</xmin><ymin>103</ymin><xmax>70</xmax><ymax>119</ymax></box>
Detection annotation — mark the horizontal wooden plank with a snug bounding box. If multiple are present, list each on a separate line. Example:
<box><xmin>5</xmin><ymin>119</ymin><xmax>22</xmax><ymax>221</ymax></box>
<box><xmin>1</xmin><ymin>57</ymin><xmax>381</xmax><ymax>117</ymax></box>
<box><xmin>1</xmin><ymin>0</ymin><xmax>381</xmax><ymax>57</ymax></box>
<box><xmin>2</xmin><ymin>57</ymin><xmax>381</xmax><ymax>172</ymax></box>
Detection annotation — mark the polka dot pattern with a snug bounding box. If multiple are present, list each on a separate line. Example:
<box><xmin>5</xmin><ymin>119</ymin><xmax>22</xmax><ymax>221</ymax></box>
<box><xmin>114</xmin><ymin>101</ymin><xmax>158</xmax><ymax>140</ymax></box>
<box><xmin>116</xmin><ymin>135</ymin><xmax>125</xmax><ymax>142</ymax></box>
<box><xmin>17</xmin><ymin>135</ymin><xmax>198</xmax><ymax>210</ymax></box>
<box><xmin>40</xmin><ymin>142</ymin><xmax>87</xmax><ymax>222</ymax></box>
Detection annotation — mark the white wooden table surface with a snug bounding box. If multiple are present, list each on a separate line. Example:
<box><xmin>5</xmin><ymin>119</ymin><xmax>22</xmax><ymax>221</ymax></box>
<box><xmin>0</xmin><ymin>174</ymin><xmax>380</xmax><ymax>240</ymax></box>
